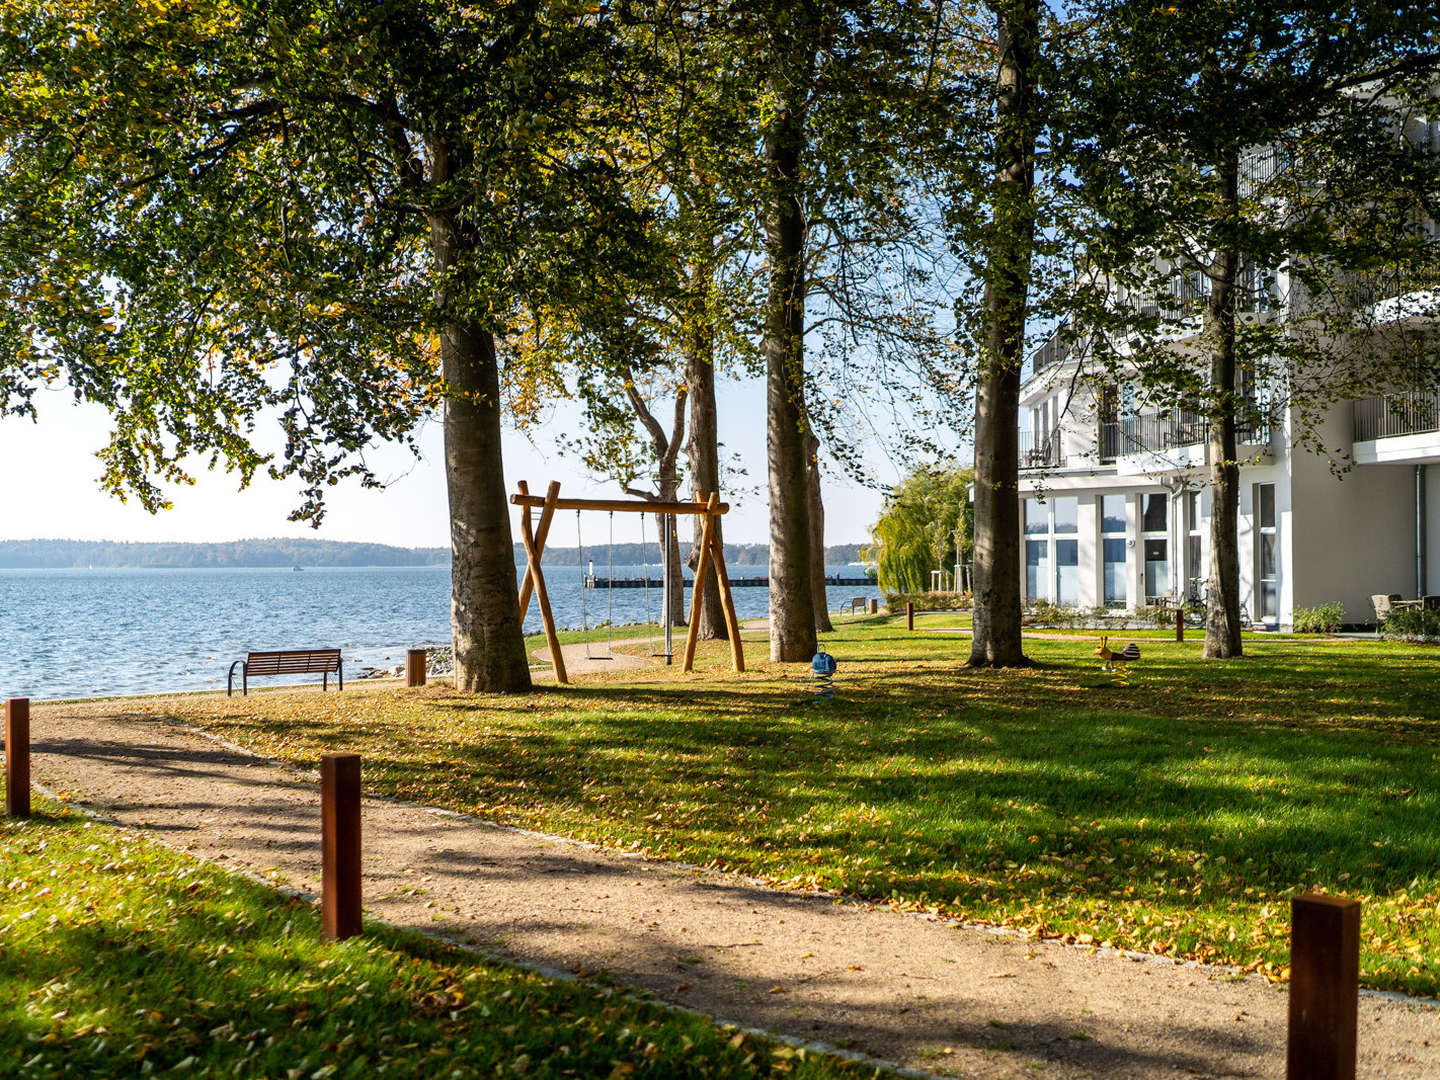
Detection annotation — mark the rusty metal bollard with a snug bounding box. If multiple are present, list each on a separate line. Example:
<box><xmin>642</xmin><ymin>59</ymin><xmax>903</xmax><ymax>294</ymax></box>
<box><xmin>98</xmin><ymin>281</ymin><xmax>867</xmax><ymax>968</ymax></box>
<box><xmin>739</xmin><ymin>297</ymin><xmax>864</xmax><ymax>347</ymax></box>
<box><xmin>321</xmin><ymin>754</ymin><xmax>363</xmax><ymax>941</ymax></box>
<box><xmin>1287</xmin><ymin>893</ymin><xmax>1359</xmax><ymax>1080</ymax></box>
<box><xmin>6</xmin><ymin>698</ymin><xmax>29</xmax><ymax>819</ymax></box>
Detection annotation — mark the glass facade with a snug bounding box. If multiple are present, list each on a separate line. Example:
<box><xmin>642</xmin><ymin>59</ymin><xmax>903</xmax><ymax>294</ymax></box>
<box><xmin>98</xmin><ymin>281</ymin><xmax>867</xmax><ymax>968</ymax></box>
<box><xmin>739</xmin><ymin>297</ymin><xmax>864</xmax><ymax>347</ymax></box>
<box><xmin>1144</xmin><ymin>539</ymin><xmax>1169</xmax><ymax>600</ymax></box>
<box><xmin>1026</xmin><ymin>540</ymin><xmax>1050</xmax><ymax>601</ymax></box>
<box><xmin>1024</xmin><ymin>499</ymin><xmax>1047</xmax><ymax>535</ymax></box>
<box><xmin>1053</xmin><ymin>497</ymin><xmax>1078</xmax><ymax>534</ymax></box>
<box><xmin>1142</xmin><ymin>492</ymin><xmax>1168</xmax><ymax>533</ymax></box>
<box><xmin>1101</xmin><ymin>495</ymin><xmax>1127</xmax><ymax>534</ymax></box>
<box><xmin>1103</xmin><ymin>538</ymin><xmax>1127</xmax><ymax>607</ymax></box>
<box><xmin>1256</xmin><ymin>483</ymin><xmax>1277</xmax><ymax>619</ymax></box>
<box><xmin>1056</xmin><ymin>539</ymin><xmax>1078</xmax><ymax>605</ymax></box>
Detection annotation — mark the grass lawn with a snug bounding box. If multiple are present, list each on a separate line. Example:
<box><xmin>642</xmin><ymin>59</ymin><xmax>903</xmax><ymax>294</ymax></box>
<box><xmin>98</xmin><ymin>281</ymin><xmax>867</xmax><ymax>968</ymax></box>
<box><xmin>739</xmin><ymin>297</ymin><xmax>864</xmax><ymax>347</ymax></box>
<box><xmin>90</xmin><ymin>620</ymin><xmax>1440</xmax><ymax>999</ymax></box>
<box><xmin>0</xmin><ymin>801</ymin><xmax>878</xmax><ymax>1078</ymax></box>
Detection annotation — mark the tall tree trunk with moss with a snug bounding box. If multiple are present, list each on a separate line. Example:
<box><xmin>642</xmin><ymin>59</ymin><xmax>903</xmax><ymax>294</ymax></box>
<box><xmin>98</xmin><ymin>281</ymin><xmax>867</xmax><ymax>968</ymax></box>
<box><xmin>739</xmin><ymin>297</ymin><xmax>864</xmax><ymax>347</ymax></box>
<box><xmin>762</xmin><ymin>6</ymin><xmax>819</xmax><ymax>662</ymax></box>
<box><xmin>806</xmin><ymin>429</ymin><xmax>835</xmax><ymax>632</ymax></box>
<box><xmin>968</xmin><ymin>0</ymin><xmax>1038</xmax><ymax>669</ymax></box>
<box><xmin>433</xmin><ymin>205</ymin><xmax>533</xmax><ymax>693</ymax></box>
<box><xmin>1203</xmin><ymin>152</ymin><xmax>1245</xmax><ymax>659</ymax></box>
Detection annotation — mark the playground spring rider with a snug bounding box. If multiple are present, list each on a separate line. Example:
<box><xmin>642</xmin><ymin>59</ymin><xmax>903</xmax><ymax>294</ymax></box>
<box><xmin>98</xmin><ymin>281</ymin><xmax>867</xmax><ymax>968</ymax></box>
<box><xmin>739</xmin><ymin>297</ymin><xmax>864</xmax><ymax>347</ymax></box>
<box><xmin>1095</xmin><ymin>636</ymin><xmax>1140</xmax><ymax>683</ymax></box>
<box><xmin>810</xmin><ymin>649</ymin><xmax>837</xmax><ymax>700</ymax></box>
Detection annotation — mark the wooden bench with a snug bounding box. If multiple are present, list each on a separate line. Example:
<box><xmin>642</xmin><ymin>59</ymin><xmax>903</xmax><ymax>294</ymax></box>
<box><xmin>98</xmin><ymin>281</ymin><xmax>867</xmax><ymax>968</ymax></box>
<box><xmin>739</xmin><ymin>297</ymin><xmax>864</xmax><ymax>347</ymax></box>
<box><xmin>228</xmin><ymin>649</ymin><xmax>343</xmax><ymax>696</ymax></box>
<box><xmin>849</xmin><ymin>596</ymin><xmax>868</xmax><ymax>615</ymax></box>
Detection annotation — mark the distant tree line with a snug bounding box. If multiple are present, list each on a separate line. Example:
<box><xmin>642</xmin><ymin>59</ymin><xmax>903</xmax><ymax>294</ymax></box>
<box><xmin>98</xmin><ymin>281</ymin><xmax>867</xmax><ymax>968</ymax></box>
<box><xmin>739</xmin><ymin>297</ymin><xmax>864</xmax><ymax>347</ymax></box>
<box><xmin>0</xmin><ymin>538</ymin><xmax>868</xmax><ymax>570</ymax></box>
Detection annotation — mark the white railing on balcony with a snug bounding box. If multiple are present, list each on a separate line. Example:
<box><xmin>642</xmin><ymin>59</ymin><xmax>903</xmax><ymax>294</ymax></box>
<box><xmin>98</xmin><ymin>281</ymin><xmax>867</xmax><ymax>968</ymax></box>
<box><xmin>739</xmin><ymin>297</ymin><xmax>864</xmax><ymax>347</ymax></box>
<box><xmin>1353</xmin><ymin>393</ymin><xmax>1440</xmax><ymax>442</ymax></box>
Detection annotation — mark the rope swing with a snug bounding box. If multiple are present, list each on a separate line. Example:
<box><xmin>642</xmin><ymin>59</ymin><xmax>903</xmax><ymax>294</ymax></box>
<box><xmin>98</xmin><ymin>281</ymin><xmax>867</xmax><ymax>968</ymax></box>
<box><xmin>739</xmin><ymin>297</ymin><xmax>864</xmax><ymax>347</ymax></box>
<box><xmin>513</xmin><ymin>480</ymin><xmax>743</xmax><ymax>684</ymax></box>
<box><xmin>575</xmin><ymin>509</ymin><xmax>613</xmax><ymax>662</ymax></box>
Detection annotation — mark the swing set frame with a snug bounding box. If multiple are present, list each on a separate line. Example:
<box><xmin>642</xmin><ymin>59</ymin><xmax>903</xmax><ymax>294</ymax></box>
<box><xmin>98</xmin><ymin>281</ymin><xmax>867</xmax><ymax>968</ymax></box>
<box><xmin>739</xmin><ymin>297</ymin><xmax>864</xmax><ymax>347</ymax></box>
<box><xmin>513</xmin><ymin>481</ymin><xmax>746</xmax><ymax>684</ymax></box>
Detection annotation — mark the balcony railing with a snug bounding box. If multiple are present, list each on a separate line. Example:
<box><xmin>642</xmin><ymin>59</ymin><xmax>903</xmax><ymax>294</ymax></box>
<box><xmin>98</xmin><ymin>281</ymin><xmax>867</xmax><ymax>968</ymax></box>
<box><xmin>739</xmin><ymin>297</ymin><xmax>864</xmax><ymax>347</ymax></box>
<box><xmin>1018</xmin><ymin>429</ymin><xmax>1065</xmax><ymax>469</ymax></box>
<box><xmin>1098</xmin><ymin>410</ymin><xmax>1270</xmax><ymax>462</ymax></box>
<box><xmin>1030</xmin><ymin>334</ymin><xmax>1071</xmax><ymax>375</ymax></box>
<box><xmin>1354</xmin><ymin>393</ymin><xmax>1440</xmax><ymax>442</ymax></box>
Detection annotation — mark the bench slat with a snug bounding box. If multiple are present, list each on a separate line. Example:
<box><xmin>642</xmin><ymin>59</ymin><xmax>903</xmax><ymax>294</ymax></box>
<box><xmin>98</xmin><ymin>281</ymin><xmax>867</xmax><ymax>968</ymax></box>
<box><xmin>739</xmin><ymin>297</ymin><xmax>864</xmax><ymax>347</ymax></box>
<box><xmin>245</xmin><ymin>650</ymin><xmax>342</xmax><ymax>676</ymax></box>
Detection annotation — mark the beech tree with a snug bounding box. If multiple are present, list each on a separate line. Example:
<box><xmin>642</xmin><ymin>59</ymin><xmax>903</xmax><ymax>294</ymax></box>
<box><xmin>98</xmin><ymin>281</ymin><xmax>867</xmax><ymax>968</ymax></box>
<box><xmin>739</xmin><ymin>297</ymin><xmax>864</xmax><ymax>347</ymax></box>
<box><xmin>0</xmin><ymin>1</ymin><xmax>644</xmax><ymax>691</ymax></box>
<box><xmin>1061</xmin><ymin>1</ymin><xmax>1440</xmax><ymax>657</ymax></box>
<box><xmin>950</xmin><ymin>0</ymin><xmax>1046</xmax><ymax>668</ymax></box>
<box><xmin>747</xmin><ymin>0</ymin><xmax>969</xmax><ymax>660</ymax></box>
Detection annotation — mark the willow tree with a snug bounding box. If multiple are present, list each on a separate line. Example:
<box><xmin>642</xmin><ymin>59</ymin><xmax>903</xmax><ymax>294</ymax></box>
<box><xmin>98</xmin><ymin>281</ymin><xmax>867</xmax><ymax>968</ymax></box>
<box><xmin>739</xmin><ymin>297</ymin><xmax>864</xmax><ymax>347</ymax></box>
<box><xmin>867</xmin><ymin>467</ymin><xmax>974</xmax><ymax>595</ymax></box>
<box><xmin>0</xmin><ymin>1</ymin><xmax>643</xmax><ymax>691</ymax></box>
<box><xmin>1061</xmin><ymin>1</ymin><xmax>1440</xmax><ymax>657</ymax></box>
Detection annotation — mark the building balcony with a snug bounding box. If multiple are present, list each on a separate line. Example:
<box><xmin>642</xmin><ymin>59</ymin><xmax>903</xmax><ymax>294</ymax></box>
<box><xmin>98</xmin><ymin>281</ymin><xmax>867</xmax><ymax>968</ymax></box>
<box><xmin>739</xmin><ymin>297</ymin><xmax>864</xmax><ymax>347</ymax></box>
<box><xmin>1101</xmin><ymin>410</ymin><xmax>1272</xmax><ymax>474</ymax></box>
<box><xmin>1018</xmin><ymin>430</ymin><xmax>1065</xmax><ymax>470</ymax></box>
<box><xmin>1353</xmin><ymin>393</ymin><xmax>1440</xmax><ymax>465</ymax></box>
<box><xmin>1354</xmin><ymin>393</ymin><xmax>1440</xmax><ymax>441</ymax></box>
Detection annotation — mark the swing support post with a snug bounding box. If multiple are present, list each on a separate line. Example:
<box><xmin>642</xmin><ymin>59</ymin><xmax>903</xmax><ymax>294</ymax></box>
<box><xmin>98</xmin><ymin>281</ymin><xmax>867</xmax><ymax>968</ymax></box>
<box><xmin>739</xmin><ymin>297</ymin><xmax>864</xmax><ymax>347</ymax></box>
<box><xmin>509</xmin><ymin>485</ymin><xmax>744</xmax><ymax>678</ymax></box>
<box><xmin>516</xmin><ymin>480</ymin><xmax>568</xmax><ymax>685</ymax></box>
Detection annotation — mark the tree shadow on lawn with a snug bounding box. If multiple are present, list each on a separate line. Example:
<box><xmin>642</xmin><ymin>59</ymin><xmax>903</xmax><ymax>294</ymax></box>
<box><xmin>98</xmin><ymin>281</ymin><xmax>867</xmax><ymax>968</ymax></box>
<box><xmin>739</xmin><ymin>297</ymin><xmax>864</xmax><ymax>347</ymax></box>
<box><xmin>350</xmin><ymin>682</ymin><xmax>1439</xmax><ymax>898</ymax></box>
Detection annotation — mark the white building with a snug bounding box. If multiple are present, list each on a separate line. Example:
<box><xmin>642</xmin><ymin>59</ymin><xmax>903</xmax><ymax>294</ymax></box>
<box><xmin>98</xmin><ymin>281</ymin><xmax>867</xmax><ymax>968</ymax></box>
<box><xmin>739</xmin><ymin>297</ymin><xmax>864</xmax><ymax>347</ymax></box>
<box><xmin>1015</xmin><ymin>323</ymin><xmax>1440</xmax><ymax>628</ymax></box>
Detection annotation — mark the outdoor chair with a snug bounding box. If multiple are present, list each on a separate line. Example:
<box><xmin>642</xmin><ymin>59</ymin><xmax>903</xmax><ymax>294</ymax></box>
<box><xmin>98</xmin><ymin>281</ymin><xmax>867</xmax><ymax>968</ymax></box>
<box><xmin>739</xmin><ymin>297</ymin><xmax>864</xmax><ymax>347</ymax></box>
<box><xmin>1371</xmin><ymin>593</ymin><xmax>1402</xmax><ymax>637</ymax></box>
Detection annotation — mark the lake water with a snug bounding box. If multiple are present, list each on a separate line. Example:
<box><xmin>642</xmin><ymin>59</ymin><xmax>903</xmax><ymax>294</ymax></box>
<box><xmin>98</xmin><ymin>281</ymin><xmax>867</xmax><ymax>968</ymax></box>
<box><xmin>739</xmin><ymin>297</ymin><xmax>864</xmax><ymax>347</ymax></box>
<box><xmin>0</xmin><ymin>564</ymin><xmax>881</xmax><ymax>701</ymax></box>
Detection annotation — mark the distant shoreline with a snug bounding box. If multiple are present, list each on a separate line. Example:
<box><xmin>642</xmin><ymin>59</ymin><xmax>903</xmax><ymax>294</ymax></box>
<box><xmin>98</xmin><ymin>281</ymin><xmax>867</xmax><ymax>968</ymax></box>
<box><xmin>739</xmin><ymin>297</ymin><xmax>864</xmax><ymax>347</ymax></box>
<box><xmin>0</xmin><ymin>537</ymin><xmax>871</xmax><ymax>571</ymax></box>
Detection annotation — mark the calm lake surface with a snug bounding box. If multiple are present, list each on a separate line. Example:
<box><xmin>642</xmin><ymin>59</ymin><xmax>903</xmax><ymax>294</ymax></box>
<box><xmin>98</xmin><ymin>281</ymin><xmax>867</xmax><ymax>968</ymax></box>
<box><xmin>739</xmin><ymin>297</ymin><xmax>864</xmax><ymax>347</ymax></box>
<box><xmin>0</xmin><ymin>564</ymin><xmax>880</xmax><ymax>700</ymax></box>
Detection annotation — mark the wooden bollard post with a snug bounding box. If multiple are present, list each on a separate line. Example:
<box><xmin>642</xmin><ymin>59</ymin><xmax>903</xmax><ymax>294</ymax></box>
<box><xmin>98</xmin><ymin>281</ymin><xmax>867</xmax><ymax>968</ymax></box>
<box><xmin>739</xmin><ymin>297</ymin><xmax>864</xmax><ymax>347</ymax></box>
<box><xmin>906</xmin><ymin>602</ymin><xmax>914</xmax><ymax>631</ymax></box>
<box><xmin>1287</xmin><ymin>893</ymin><xmax>1360</xmax><ymax>1080</ymax></box>
<box><xmin>1175</xmin><ymin>608</ymin><xmax>1184</xmax><ymax>642</ymax></box>
<box><xmin>404</xmin><ymin>648</ymin><xmax>427</xmax><ymax>687</ymax></box>
<box><xmin>6</xmin><ymin>698</ymin><xmax>29</xmax><ymax>819</ymax></box>
<box><xmin>869</xmin><ymin>598</ymin><xmax>879</xmax><ymax>615</ymax></box>
<box><xmin>321</xmin><ymin>753</ymin><xmax>362</xmax><ymax>941</ymax></box>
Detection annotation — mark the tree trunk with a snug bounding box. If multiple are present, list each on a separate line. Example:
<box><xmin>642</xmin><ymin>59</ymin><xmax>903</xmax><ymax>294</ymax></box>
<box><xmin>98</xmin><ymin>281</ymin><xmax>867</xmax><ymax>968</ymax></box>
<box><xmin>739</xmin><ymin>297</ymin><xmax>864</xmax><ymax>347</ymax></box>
<box><xmin>806</xmin><ymin>429</ymin><xmax>834</xmax><ymax>633</ymax></box>
<box><xmin>656</xmin><ymin>479</ymin><xmax>686</xmax><ymax>628</ymax></box>
<box><xmin>968</xmin><ymin>0</ymin><xmax>1038</xmax><ymax>669</ymax></box>
<box><xmin>433</xmin><ymin>213</ymin><xmax>532</xmax><ymax>693</ymax></box>
<box><xmin>1203</xmin><ymin>156</ymin><xmax>1245</xmax><ymax>659</ymax></box>
<box><xmin>684</xmin><ymin>263</ymin><xmax>728</xmax><ymax>640</ymax></box>
<box><xmin>762</xmin><ymin>8</ymin><xmax>819</xmax><ymax>663</ymax></box>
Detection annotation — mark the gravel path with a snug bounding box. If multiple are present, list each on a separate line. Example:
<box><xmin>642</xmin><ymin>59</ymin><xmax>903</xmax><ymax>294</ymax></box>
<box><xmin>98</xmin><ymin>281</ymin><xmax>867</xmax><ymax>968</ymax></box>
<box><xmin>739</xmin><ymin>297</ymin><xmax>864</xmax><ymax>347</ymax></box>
<box><xmin>20</xmin><ymin>699</ymin><xmax>1440</xmax><ymax>1079</ymax></box>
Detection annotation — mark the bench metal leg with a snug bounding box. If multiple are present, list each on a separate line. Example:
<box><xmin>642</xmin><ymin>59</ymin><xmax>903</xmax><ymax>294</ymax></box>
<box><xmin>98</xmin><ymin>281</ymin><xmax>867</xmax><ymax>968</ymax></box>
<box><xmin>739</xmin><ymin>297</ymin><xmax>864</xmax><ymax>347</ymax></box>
<box><xmin>323</xmin><ymin>672</ymin><xmax>328</xmax><ymax>692</ymax></box>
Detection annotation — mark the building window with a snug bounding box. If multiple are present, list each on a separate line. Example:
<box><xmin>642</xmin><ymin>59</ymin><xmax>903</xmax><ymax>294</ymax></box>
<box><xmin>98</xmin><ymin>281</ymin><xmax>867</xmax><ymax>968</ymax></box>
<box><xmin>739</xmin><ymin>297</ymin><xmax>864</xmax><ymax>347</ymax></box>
<box><xmin>1026</xmin><ymin>538</ymin><xmax>1050</xmax><ymax>601</ymax></box>
<box><xmin>1101</xmin><ymin>495</ymin><xmax>1127</xmax><ymax>608</ymax></box>
<box><xmin>1142</xmin><ymin>493</ymin><xmax>1169</xmax><ymax>601</ymax></box>
<box><xmin>1024</xmin><ymin>496</ymin><xmax>1078</xmax><ymax>604</ymax></box>
<box><xmin>1255</xmin><ymin>483</ymin><xmax>1278</xmax><ymax>620</ymax></box>
<box><xmin>1057</xmin><ymin>540</ymin><xmax>1079</xmax><ymax>605</ymax></box>
<box><xmin>1186</xmin><ymin>490</ymin><xmax>1204</xmax><ymax>601</ymax></box>
<box><xmin>1024</xmin><ymin>498</ymin><xmax>1047</xmax><ymax>535</ymax></box>
<box><xmin>1053</xmin><ymin>496</ymin><xmax>1078</xmax><ymax>535</ymax></box>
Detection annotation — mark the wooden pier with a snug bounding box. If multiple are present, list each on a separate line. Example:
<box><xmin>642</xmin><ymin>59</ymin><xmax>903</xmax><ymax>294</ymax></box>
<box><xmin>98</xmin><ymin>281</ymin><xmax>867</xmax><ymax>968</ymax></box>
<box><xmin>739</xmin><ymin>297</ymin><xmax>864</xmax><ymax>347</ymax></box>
<box><xmin>585</xmin><ymin>574</ymin><xmax>874</xmax><ymax>589</ymax></box>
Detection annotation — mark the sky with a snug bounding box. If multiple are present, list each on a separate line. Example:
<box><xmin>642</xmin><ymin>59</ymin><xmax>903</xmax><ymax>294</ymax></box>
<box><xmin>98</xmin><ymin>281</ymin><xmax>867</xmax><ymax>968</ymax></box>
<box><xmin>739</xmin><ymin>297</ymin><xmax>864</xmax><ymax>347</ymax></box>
<box><xmin>0</xmin><ymin>374</ymin><xmax>901</xmax><ymax>550</ymax></box>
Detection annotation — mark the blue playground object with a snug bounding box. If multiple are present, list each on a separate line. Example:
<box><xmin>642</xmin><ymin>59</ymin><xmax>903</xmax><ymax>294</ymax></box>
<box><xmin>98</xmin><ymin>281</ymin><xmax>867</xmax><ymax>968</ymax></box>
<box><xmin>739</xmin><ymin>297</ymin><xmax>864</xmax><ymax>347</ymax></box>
<box><xmin>810</xmin><ymin>649</ymin><xmax>837</xmax><ymax>701</ymax></box>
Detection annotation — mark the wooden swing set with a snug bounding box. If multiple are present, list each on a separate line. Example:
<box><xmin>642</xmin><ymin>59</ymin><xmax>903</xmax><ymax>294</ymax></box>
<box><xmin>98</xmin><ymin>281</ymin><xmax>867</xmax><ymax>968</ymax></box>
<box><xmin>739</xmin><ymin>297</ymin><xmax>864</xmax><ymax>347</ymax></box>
<box><xmin>512</xmin><ymin>481</ymin><xmax>746</xmax><ymax>684</ymax></box>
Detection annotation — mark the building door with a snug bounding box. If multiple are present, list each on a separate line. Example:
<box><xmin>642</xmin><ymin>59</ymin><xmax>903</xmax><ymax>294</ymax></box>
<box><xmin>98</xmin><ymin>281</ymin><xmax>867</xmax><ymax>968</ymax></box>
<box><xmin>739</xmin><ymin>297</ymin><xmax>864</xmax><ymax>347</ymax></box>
<box><xmin>1255</xmin><ymin>483</ymin><xmax>1278</xmax><ymax>621</ymax></box>
<box><xmin>1101</xmin><ymin>494</ymin><xmax>1127</xmax><ymax>607</ymax></box>
<box><xmin>1142</xmin><ymin>492</ymin><xmax>1170</xmax><ymax>601</ymax></box>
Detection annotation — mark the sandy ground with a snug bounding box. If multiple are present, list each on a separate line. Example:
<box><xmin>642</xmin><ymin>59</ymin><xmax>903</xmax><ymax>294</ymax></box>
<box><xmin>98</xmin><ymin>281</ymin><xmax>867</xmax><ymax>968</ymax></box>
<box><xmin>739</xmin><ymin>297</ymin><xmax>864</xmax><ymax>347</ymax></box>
<box><xmin>532</xmin><ymin>636</ymin><xmax>661</xmax><ymax>677</ymax></box>
<box><xmin>15</xmin><ymin>700</ymin><xmax>1439</xmax><ymax>1079</ymax></box>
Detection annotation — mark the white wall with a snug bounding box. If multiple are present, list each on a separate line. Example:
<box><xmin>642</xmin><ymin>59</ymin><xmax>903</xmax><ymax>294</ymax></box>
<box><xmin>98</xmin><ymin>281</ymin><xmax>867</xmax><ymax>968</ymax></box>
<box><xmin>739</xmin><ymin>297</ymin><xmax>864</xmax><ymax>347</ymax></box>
<box><xmin>1427</xmin><ymin>465</ymin><xmax>1440</xmax><ymax>596</ymax></box>
<box><xmin>1289</xmin><ymin>406</ymin><xmax>1417</xmax><ymax>623</ymax></box>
